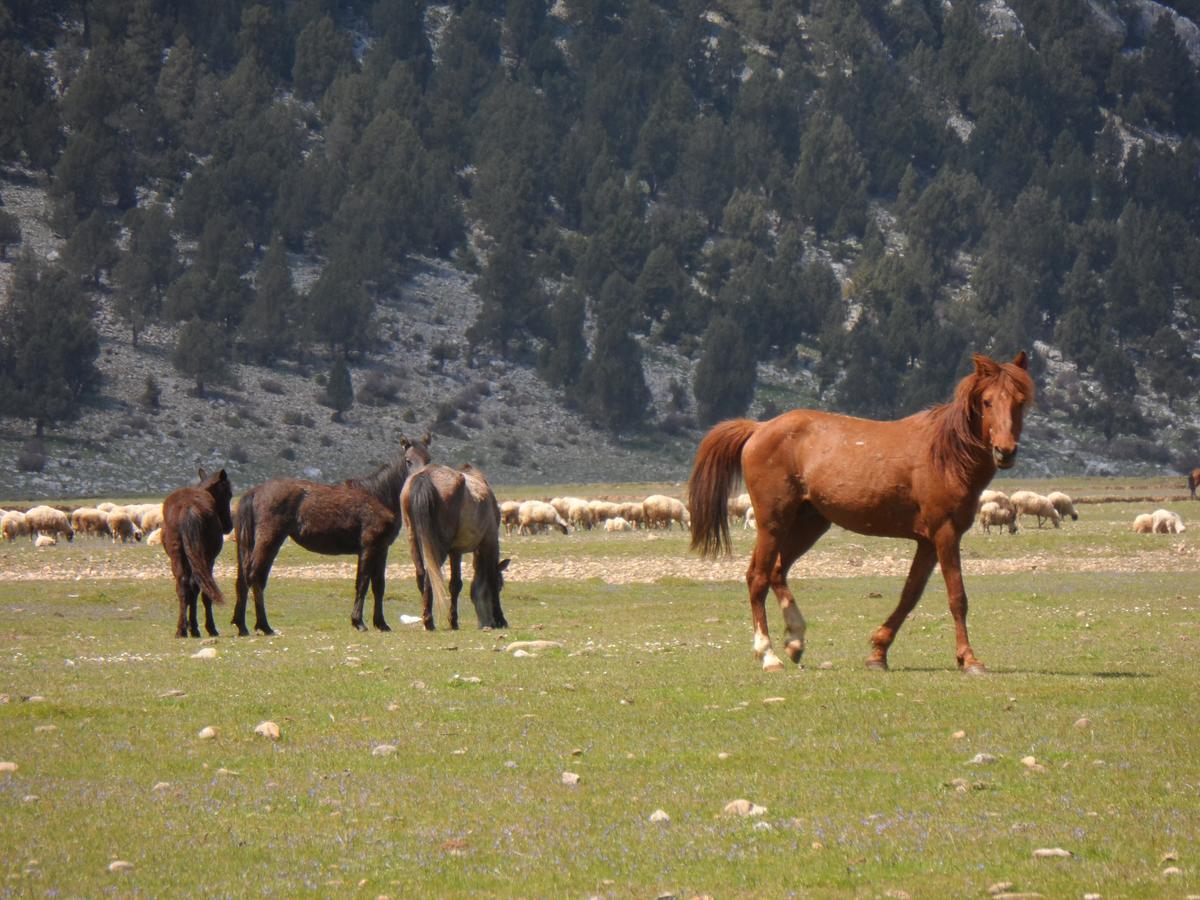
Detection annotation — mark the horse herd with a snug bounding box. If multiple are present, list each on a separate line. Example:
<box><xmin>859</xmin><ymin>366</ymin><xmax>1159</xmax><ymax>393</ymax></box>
<box><xmin>1</xmin><ymin>351</ymin><xmax>1195</xmax><ymax>673</ymax></box>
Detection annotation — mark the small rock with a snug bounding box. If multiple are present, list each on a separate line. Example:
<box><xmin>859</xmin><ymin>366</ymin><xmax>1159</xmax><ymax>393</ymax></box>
<box><xmin>1032</xmin><ymin>847</ymin><xmax>1072</xmax><ymax>859</ymax></box>
<box><xmin>197</xmin><ymin>726</ymin><xmax>217</xmax><ymax>740</ymax></box>
<box><xmin>191</xmin><ymin>647</ymin><xmax>217</xmax><ymax>660</ymax></box>
<box><xmin>561</xmin><ymin>771</ymin><xmax>580</xmax><ymax>786</ymax></box>
<box><xmin>952</xmin><ymin>730</ymin><xmax>966</xmax><ymax>740</ymax></box>
<box><xmin>108</xmin><ymin>861</ymin><xmax>134</xmax><ymax>873</ymax></box>
<box><xmin>253</xmin><ymin>721</ymin><xmax>281</xmax><ymax>741</ymax></box>
<box><xmin>987</xmin><ymin>882</ymin><xmax>1014</xmax><ymax>895</ymax></box>
<box><xmin>968</xmin><ymin>753</ymin><xmax>998</xmax><ymax>765</ymax></box>
<box><xmin>159</xmin><ymin>690</ymin><xmax>187</xmax><ymax>699</ymax></box>
<box><xmin>22</xmin><ymin>794</ymin><xmax>38</xmax><ymax>803</ymax></box>
<box><xmin>884</xmin><ymin>891</ymin><xmax>910</xmax><ymax>899</ymax></box>
<box><xmin>1163</xmin><ymin>867</ymin><xmax>1183</xmax><ymax>877</ymax></box>
<box><xmin>504</xmin><ymin>640</ymin><xmax>563</xmax><ymax>653</ymax></box>
<box><xmin>1074</xmin><ymin>717</ymin><xmax>1091</xmax><ymax>729</ymax></box>
<box><xmin>1082</xmin><ymin>894</ymin><xmax>1101</xmax><ymax>900</ymax></box>
<box><xmin>811</xmin><ymin>841</ymin><xmax>823</xmax><ymax>850</ymax></box>
<box><xmin>649</xmin><ymin>809</ymin><xmax>671</xmax><ymax>824</ymax></box>
<box><xmin>152</xmin><ymin>782</ymin><xmax>171</xmax><ymax>792</ymax></box>
<box><xmin>571</xmin><ymin>748</ymin><xmax>583</xmax><ymax>756</ymax></box>
<box><xmin>752</xmin><ymin>821</ymin><xmax>773</xmax><ymax>831</ymax></box>
<box><xmin>215</xmin><ymin>767</ymin><xmax>239</xmax><ymax>777</ymax></box>
<box><xmin>717</xmin><ymin>752</ymin><xmax>730</xmax><ymax>760</ymax></box>
<box><xmin>722</xmin><ymin>799</ymin><xmax>767</xmax><ymax>817</ymax></box>
<box><xmin>1160</xmin><ymin>851</ymin><xmax>1178</xmax><ymax>863</ymax></box>
<box><xmin>26</xmin><ymin>695</ymin><xmax>45</xmax><ymax>703</ymax></box>
<box><xmin>818</xmin><ymin>661</ymin><xmax>833</xmax><ymax>670</ymax></box>
<box><xmin>34</xmin><ymin>724</ymin><xmax>57</xmax><ymax>733</ymax></box>
<box><xmin>762</xmin><ymin>697</ymin><xmax>786</xmax><ymax>705</ymax></box>
<box><xmin>512</xmin><ymin>649</ymin><xmax>534</xmax><ymax>658</ymax></box>
<box><xmin>386</xmin><ymin>702</ymin><xmax>401</xmax><ymax>712</ymax></box>
<box><xmin>372</xmin><ymin>744</ymin><xmax>397</xmax><ymax>757</ymax></box>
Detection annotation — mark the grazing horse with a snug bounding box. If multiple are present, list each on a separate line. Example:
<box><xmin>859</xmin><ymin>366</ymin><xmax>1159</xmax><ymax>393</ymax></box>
<box><xmin>402</xmin><ymin>463</ymin><xmax>509</xmax><ymax>630</ymax></box>
<box><xmin>162</xmin><ymin>468</ymin><xmax>234</xmax><ymax>638</ymax></box>
<box><xmin>1189</xmin><ymin>468</ymin><xmax>1200</xmax><ymax>500</ymax></box>
<box><xmin>232</xmin><ymin>436</ymin><xmax>431</xmax><ymax>635</ymax></box>
<box><xmin>689</xmin><ymin>351</ymin><xmax>1034</xmax><ymax>674</ymax></box>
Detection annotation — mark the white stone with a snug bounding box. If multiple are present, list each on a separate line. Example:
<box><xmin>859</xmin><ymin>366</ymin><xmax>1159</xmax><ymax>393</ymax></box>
<box><xmin>561</xmin><ymin>771</ymin><xmax>580</xmax><ymax>785</ymax></box>
<box><xmin>254</xmin><ymin>721</ymin><xmax>280</xmax><ymax>741</ymax></box>
<box><xmin>722</xmin><ymin>799</ymin><xmax>767</xmax><ymax>817</ymax></box>
<box><xmin>108</xmin><ymin>861</ymin><xmax>134</xmax><ymax>872</ymax></box>
<box><xmin>1032</xmin><ymin>848</ymin><xmax>1072</xmax><ymax>859</ymax></box>
<box><xmin>197</xmin><ymin>726</ymin><xmax>217</xmax><ymax>740</ymax></box>
<box><xmin>649</xmin><ymin>809</ymin><xmax>671</xmax><ymax>824</ymax></box>
<box><xmin>191</xmin><ymin>647</ymin><xmax>217</xmax><ymax>660</ymax></box>
<box><xmin>372</xmin><ymin>744</ymin><xmax>397</xmax><ymax>757</ymax></box>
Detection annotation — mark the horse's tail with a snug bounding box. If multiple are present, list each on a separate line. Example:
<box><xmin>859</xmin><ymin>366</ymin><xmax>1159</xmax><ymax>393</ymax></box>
<box><xmin>180</xmin><ymin>510</ymin><xmax>224</xmax><ymax>604</ymax></box>
<box><xmin>688</xmin><ymin>418</ymin><xmax>759</xmax><ymax>559</ymax></box>
<box><xmin>406</xmin><ymin>472</ymin><xmax>452</xmax><ymax>626</ymax></box>
<box><xmin>234</xmin><ymin>487</ymin><xmax>257</xmax><ymax>597</ymax></box>
<box><xmin>1190</xmin><ymin>470</ymin><xmax>1197</xmax><ymax>495</ymax></box>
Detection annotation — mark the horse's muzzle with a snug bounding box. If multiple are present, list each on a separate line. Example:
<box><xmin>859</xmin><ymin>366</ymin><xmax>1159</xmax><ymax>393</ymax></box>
<box><xmin>993</xmin><ymin>446</ymin><xmax>1018</xmax><ymax>469</ymax></box>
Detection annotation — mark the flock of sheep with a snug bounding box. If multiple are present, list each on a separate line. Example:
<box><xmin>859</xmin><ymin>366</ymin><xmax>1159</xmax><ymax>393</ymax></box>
<box><xmin>498</xmin><ymin>494</ymin><xmax>690</xmax><ymax>535</ymax></box>
<box><xmin>0</xmin><ymin>502</ymin><xmax>164</xmax><ymax>547</ymax></box>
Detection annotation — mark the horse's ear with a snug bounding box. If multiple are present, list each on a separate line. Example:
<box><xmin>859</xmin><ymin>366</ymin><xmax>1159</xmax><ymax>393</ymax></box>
<box><xmin>972</xmin><ymin>354</ymin><xmax>999</xmax><ymax>378</ymax></box>
<box><xmin>399</xmin><ymin>435</ymin><xmax>412</xmax><ymax>449</ymax></box>
<box><xmin>497</xmin><ymin>558</ymin><xmax>510</xmax><ymax>572</ymax></box>
<box><xmin>421</xmin><ymin>430</ymin><xmax>432</xmax><ymax>446</ymax></box>
<box><xmin>197</xmin><ymin>466</ymin><xmax>207</xmax><ymax>481</ymax></box>
<box><xmin>1012</xmin><ymin>350</ymin><xmax>1029</xmax><ymax>370</ymax></box>
<box><xmin>217</xmin><ymin>469</ymin><xmax>228</xmax><ymax>482</ymax></box>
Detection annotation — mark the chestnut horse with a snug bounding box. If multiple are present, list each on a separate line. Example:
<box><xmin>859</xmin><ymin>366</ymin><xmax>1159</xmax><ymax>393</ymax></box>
<box><xmin>401</xmin><ymin>463</ymin><xmax>509</xmax><ymax>630</ymax></box>
<box><xmin>232</xmin><ymin>436</ymin><xmax>431</xmax><ymax>635</ymax></box>
<box><xmin>1189</xmin><ymin>468</ymin><xmax>1200</xmax><ymax>500</ymax></box>
<box><xmin>689</xmin><ymin>352</ymin><xmax>1034</xmax><ymax>673</ymax></box>
<box><xmin>162</xmin><ymin>468</ymin><xmax>234</xmax><ymax>638</ymax></box>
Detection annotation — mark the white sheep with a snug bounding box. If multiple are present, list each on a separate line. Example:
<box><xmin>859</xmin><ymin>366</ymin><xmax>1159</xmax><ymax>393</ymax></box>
<box><xmin>106</xmin><ymin>510</ymin><xmax>143</xmax><ymax>543</ymax></box>
<box><xmin>743</xmin><ymin>506</ymin><xmax>757</xmax><ymax>530</ymax></box>
<box><xmin>34</xmin><ymin>534</ymin><xmax>57</xmax><ymax>548</ymax></box>
<box><xmin>146</xmin><ymin>527</ymin><xmax>163</xmax><ymax>545</ymax></box>
<box><xmin>24</xmin><ymin>505</ymin><xmax>74</xmax><ymax>542</ymax></box>
<box><xmin>499</xmin><ymin>500</ymin><xmax>520</xmax><ymax>535</ymax></box>
<box><xmin>1046</xmin><ymin>491</ymin><xmax>1078</xmax><ymax>522</ymax></box>
<box><xmin>604</xmin><ymin>516</ymin><xmax>632</xmax><ymax>532</ymax></box>
<box><xmin>518</xmin><ymin>500</ymin><xmax>569</xmax><ymax>535</ymax></box>
<box><xmin>1009</xmin><ymin>491</ymin><xmax>1061</xmax><ymax>529</ymax></box>
<box><xmin>977</xmin><ymin>501</ymin><xmax>1017</xmax><ymax>534</ymax></box>
<box><xmin>1</xmin><ymin>510</ymin><xmax>29</xmax><ymax>541</ymax></box>
<box><xmin>643</xmin><ymin>495</ymin><xmax>689</xmax><ymax>530</ymax></box>
<box><xmin>566</xmin><ymin>498</ymin><xmax>595</xmax><ymax>530</ymax></box>
<box><xmin>1151</xmin><ymin>508</ymin><xmax>1186</xmax><ymax>534</ymax></box>
<box><xmin>1132</xmin><ymin>513</ymin><xmax>1154</xmax><ymax>534</ymax></box>
<box><xmin>977</xmin><ymin>489</ymin><xmax>1013</xmax><ymax>514</ymax></box>
<box><xmin>729</xmin><ymin>492</ymin><xmax>752</xmax><ymax>523</ymax></box>
<box><xmin>71</xmin><ymin>507</ymin><xmax>112</xmax><ymax>539</ymax></box>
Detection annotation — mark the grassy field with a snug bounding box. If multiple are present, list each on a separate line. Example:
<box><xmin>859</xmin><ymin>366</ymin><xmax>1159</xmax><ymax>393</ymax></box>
<box><xmin>1</xmin><ymin>484</ymin><xmax>1197</xmax><ymax>896</ymax></box>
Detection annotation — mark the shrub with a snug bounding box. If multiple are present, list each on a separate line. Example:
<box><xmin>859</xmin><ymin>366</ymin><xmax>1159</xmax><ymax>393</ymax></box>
<box><xmin>228</xmin><ymin>444</ymin><xmax>249</xmax><ymax>464</ymax></box>
<box><xmin>140</xmin><ymin>376</ymin><xmax>161</xmax><ymax>412</ymax></box>
<box><xmin>16</xmin><ymin>440</ymin><xmax>46</xmax><ymax>472</ymax></box>
<box><xmin>459</xmin><ymin>412</ymin><xmax>483</xmax><ymax>430</ymax></box>
<box><xmin>357</xmin><ymin>371</ymin><xmax>402</xmax><ymax>406</ymax></box>
<box><xmin>260</xmin><ymin>378</ymin><xmax>286</xmax><ymax>395</ymax></box>
<box><xmin>283</xmin><ymin>411</ymin><xmax>314</xmax><ymax>428</ymax></box>
<box><xmin>402</xmin><ymin>408</ymin><xmax>418</xmax><ymax>423</ymax></box>
<box><xmin>278</xmin><ymin>446</ymin><xmax>296</xmax><ymax>461</ymax></box>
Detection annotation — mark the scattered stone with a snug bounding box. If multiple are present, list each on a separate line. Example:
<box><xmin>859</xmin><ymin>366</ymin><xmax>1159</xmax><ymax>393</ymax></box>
<box><xmin>152</xmin><ymin>782</ymin><xmax>171</xmax><ymax>792</ymax></box>
<box><xmin>952</xmin><ymin>730</ymin><xmax>966</xmax><ymax>740</ymax></box>
<box><xmin>717</xmin><ymin>752</ymin><xmax>730</xmax><ymax>761</ymax></box>
<box><xmin>512</xmin><ymin>649</ymin><xmax>534</xmax><ymax>658</ymax></box>
<box><xmin>1032</xmin><ymin>848</ymin><xmax>1072</xmax><ymax>859</ymax></box>
<box><xmin>818</xmin><ymin>661</ymin><xmax>833</xmax><ymax>670</ymax></box>
<box><xmin>26</xmin><ymin>695</ymin><xmax>46</xmax><ymax>703</ymax></box>
<box><xmin>1074</xmin><ymin>717</ymin><xmax>1091</xmax><ymax>729</ymax></box>
<box><xmin>561</xmin><ymin>771</ymin><xmax>580</xmax><ymax>786</ymax></box>
<box><xmin>993</xmin><ymin>894</ymin><xmax>1044</xmax><ymax>899</ymax></box>
<box><xmin>215</xmin><ymin>767</ymin><xmax>239</xmax><ymax>777</ymax></box>
<box><xmin>722</xmin><ymin>799</ymin><xmax>767</xmax><ymax>817</ymax></box>
<box><xmin>811</xmin><ymin>841</ymin><xmax>823</xmax><ymax>850</ymax></box>
<box><xmin>752</xmin><ymin>821</ymin><xmax>773</xmax><ymax>831</ymax></box>
<box><xmin>197</xmin><ymin>726</ymin><xmax>217</xmax><ymax>740</ymax></box>
<box><xmin>22</xmin><ymin>794</ymin><xmax>38</xmax><ymax>803</ymax></box>
<box><xmin>107</xmin><ymin>861</ymin><xmax>134</xmax><ymax>873</ymax></box>
<box><xmin>1160</xmin><ymin>851</ymin><xmax>1178</xmax><ymax>863</ymax></box>
<box><xmin>571</xmin><ymin>748</ymin><xmax>583</xmax><ymax>756</ymax></box>
<box><xmin>968</xmin><ymin>753</ymin><xmax>998</xmax><ymax>765</ymax></box>
<box><xmin>1082</xmin><ymin>894</ymin><xmax>1101</xmax><ymax>899</ymax></box>
<box><xmin>1163</xmin><ymin>867</ymin><xmax>1183</xmax><ymax>877</ymax></box>
<box><xmin>884</xmin><ymin>891</ymin><xmax>910</xmax><ymax>899</ymax></box>
<box><xmin>649</xmin><ymin>809</ymin><xmax>671</xmax><ymax>824</ymax></box>
<box><xmin>159</xmin><ymin>690</ymin><xmax>187</xmax><ymax>699</ymax></box>
<box><xmin>372</xmin><ymin>744</ymin><xmax>397</xmax><ymax>757</ymax></box>
<box><xmin>504</xmin><ymin>640</ymin><xmax>563</xmax><ymax>653</ymax></box>
<box><xmin>34</xmin><ymin>724</ymin><xmax>56</xmax><ymax>733</ymax></box>
<box><xmin>988</xmin><ymin>882</ymin><xmax>1014</xmax><ymax>895</ymax></box>
<box><xmin>253</xmin><ymin>721</ymin><xmax>281</xmax><ymax>741</ymax></box>
<box><xmin>386</xmin><ymin>703</ymin><xmax>401</xmax><ymax>712</ymax></box>
<box><xmin>762</xmin><ymin>697</ymin><xmax>786</xmax><ymax>705</ymax></box>
<box><xmin>1020</xmin><ymin>756</ymin><xmax>1047</xmax><ymax>772</ymax></box>
<box><xmin>191</xmin><ymin>647</ymin><xmax>217</xmax><ymax>660</ymax></box>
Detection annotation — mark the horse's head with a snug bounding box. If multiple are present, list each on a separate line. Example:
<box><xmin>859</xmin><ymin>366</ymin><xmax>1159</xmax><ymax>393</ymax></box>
<box><xmin>199</xmin><ymin>467</ymin><xmax>234</xmax><ymax>533</ymax></box>
<box><xmin>470</xmin><ymin>557</ymin><xmax>509</xmax><ymax>629</ymax></box>
<box><xmin>972</xmin><ymin>351</ymin><xmax>1034</xmax><ymax>470</ymax></box>
<box><xmin>401</xmin><ymin>431</ymin><xmax>433</xmax><ymax>471</ymax></box>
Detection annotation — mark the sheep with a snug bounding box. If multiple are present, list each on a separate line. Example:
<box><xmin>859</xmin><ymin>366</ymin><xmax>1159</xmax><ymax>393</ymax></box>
<box><xmin>1151</xmin><ymin>508</ymin><xmax>1186</xmax><ymax>534</ymax></box>
<box><xmin>643</xmin><ymin>495</ymin><xmax>689</xmax><ymax>530</ymax></box>
<box><xmin>744</xmin><ymin>506</ymin><xmax>757</xmax><ymax>529</ymax></box>
<box><xmin>977</xmin><ymin>489</ymin><xmax>1013</xmax><ymax>514</ymax></box>
<box><xmin>566</xmin><ymin>498</ymin><xmax>595</xmax><ymax>530</ymax></box>
<box><xmin>127</xmin><ymin>503</ymin><xmax>164</xmax><ymax>532</ymax></box>
<box><xmin>1009</xmin><ymin>490</ymin><xmax>1061</xmax><ymax>529</ymax></box>
<box><xmin>146</xmin><ymin>527</ymin><xmax>163</xmax><ymax>546</ymax></box>
<box><xmin>1046</xmin><ymin>491</ymin><xmax>1078</xmax><ymax>522</ymax></box>
<box><xmin>518</xmin><ymin>500</ymin><xmax>569</xmax><ymax>535</ymax></box>
<box><xmin>96</xmin><ymin>502</ymin><xmax>120</xmax><ymax>513</ymax></box>
<box><xmin>1132</xmin><ymin>513</ymin><xmax>1154</xmax><ymax>534</ymax></box>
<box><xmin>106</xmin><ymin>509</ymin><xmax>144</xmax><ymax>543</ymax></box>
<box><xmin>588</xmin><ymin>500</ymin><xmax>622</xmax><ymax>526</ymax></box>
<box><xmin>34</xmin><ymin>534</ymin><xmax>57</xmax><ymax>548</ymax></box>
<box><xmin>619</xmin><ymin>502</ymin><xmax>646</xmax><ymax>529</ymax></box>
<box><xmin>71</xmin><ymin>507</ymin><xmax>112</xmax><ymax>539</ymax></box>
<box><xmin>728</xmin><ymin>492</ymin><xmax>752</xmax><ymax>524</ymax></box>
<box><xmin>24</xmin><ymin>505</ymin><xmax>74</xmax><ymax>542</ymax></box>
<box><xmin>977</xmin><ymin>501</ymin><xmax>1017</xmax><ymax>534</ymax></box>
<box><xmin>499</xmin><ymin>500</ymin><xmax>521</xmax><ymax>535</ymax></box>
<box><xmin>604</xmin><ymin>516</ymin><xmax>632</xmax><ymax>532</ymax></box>
<box><xmin>1</xmin><ymin>510</ymin><xmax>29</xmax><ymax>542</ymax></box>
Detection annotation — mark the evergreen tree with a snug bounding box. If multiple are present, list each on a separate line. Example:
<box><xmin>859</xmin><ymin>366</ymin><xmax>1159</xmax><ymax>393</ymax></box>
<box><xmin>305</xmin><ymin>260</ymin><xmax>374</xmax><ymax>352</ymax></box>
<box><xmin>538</xmin><ymin>286</ymin><xmax>587</xmax><ymax>389</ymax></box>
<box><xmin>576</xmin><ymin>305</ymin><xmax>651</xmax><ymax>432</ymax></box>
<box><xmin>61</xmin><ymin>210</ymin><xmax>119</xmax><ymax>287</ymax></box>
<box><xmin>292</xmin><ymin>16</ymin><xmax>354</xmax><ymax>101</ymax></box>
<box><xmin>171</xmin><ymin>318</ymin><xmax>230</xmax><ymax>397</ymax></box>
<box><xmin>0</xmin><ymin>253</ymin><xmax>100</xmax><ymax>436</ymax></box>
<box><xmin>111</xmin><ymin>252</ymin><xmax>158</xmax><ymax>346</ymax></box>
<box><xmin>692</xmin><ymin>316</ymin><xmax>756</xmax><ymax>425</ymax></box>
<box><xmin>321</xmin><ymin>354</ymin><xmax>354</xmax><ymax>421</ymax></box>
<box><xmin>793</xmin><ymin>113</ymin><xmax>870</xmax><ymax>238</ymax></box>
<box><xmin>0</xmin><ymin>207</ymin><xmax>21</xmax><ymax>259</ymax></box>
<box><xmin>467</xmin><ymin>236</ymin><xmax>546</xmax><ymax>357</ymax></box>
<box><xmin>242</xmin><ymin>236</ymin><xmax>295</xmax><ymax>363</ymax></box>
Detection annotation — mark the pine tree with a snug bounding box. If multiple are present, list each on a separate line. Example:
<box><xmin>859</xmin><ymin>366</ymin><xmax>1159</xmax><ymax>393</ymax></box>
<box><xmin>171</xmin><ymin>318</ymin><xmax>230</xmax><ymax>397</ymax></box>
<box><xmin>0</xmin><ymin>208</ymin><xmax>21</xmax><ymax>259</ymax></box>
<box><xmin>0</xmin><ymin>252</ymin><xmax>100</xmax><ymax>436</ymax></box>
<box><xmin>61</xmin><ymin>210</ymin><xmax>119</xmax><ymax>287</ymax></box>
<box><xmin>538</xmin><ymin>285</ymin><xmax>587</xmax><ymax>388</ymax></box>
<box><xmin>692</xmin><ymin>316</ymin><xmax>756</xmax><ymax>425</ymax></box>
<box><xmin>321</xmin><ymin>355</ymin><xmax>354</xmax><ymax>421</ymax></box>
<box><xmin>242</xmin><ymin>236</ymin><xmax>295</xmax><ymax>363</ymax></box>
<box><xmin>576</xmin><ymin>305</ymin><xmax>651</xmax><ymax>432</ymax></box>
<box><xmin>112</xmin><ymin>253</ymin><xmax>158</xmax><ymax>346</ymax></box>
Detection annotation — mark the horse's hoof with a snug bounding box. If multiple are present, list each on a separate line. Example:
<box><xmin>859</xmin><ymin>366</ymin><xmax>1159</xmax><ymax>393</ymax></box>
<box><xmin>352</xmin><ymin>621</ymin><xmax>368</xmax><ymax>632</ymax></box>
<box><xmin>865</xmin><ymin>657</ymin><xmax>889</xmax><ymax>671</ymax></box>
<box><xmin>375</xmin><ymin>622</ymin><xmax>391</xmax><ymax>632</ymax></box>
<box><xmin>962</xmin><ymin>663</ymin><xmax>988</xmax><ymax>676</ymax></box>
<box><xmin>256</xmin><ymin>626</ymin><xmax>274</xmax><ymax>636</ymax></box>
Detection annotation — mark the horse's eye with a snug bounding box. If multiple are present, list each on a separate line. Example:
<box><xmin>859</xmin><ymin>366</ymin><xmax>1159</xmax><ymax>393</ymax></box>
<box><xmin>982</xmin><ymin>399</ymin><xmax>992</xmax><ymax>409</ymax></box>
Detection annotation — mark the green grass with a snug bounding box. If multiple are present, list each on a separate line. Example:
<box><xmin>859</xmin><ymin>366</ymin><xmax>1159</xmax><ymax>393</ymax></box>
<box><xmin>0</xmin><ymin>492</ymin><xmax>1197</xmax><ymax>896</ymax></box>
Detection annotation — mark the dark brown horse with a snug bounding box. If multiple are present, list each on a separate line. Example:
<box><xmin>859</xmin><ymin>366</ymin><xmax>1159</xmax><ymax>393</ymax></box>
<box><xmin>1189</xmin><ymin>468</ymin><xmax>1200</xmax><ymax>499</ymax></box>
<box><xmin>162</xmin><ymin>468</ymin><xmax>234</xmax><ymax>638</ymax></box>
<box><xmin>401</xmin><ymin>463</ymin><xmax>508</xmax><ymax>630</ymax></box>
<box><xmin>232</xmin><ymin>436</ymin><xmax>432</xmax><ymax>635</ymax></box>
<box><xmin>689</xmin><ymin>351</ymin><xmax>1034</xmax><ymax>674</ymax></box>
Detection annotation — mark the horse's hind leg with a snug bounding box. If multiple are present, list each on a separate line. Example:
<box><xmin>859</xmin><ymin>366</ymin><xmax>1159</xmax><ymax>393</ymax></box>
<box><xmin>200</xmin><ymin>588</ymin><xmax>219</xmax><ymax>637</ymax></box>
<box><xmin>770</xmin><ymin>514</ymin><xmax>831</xmax><ymax>665</ymax></box>
<box><xmin>367</xmin><ymin>548</ymin><xmax>390</xmax><ymax>631</ymax></box>
<box><xmin>746</xmin><ymin>531</ymin><xmax>785</xmax><ymax>671</ymax></box>
<box><xmin>351</xmin><ymin>556</ymin><xmax>371</xmax><ymax>631</ymax></box>
<box><xmin>243</xmin><ymin>536</ymin><xmax>284</xmax><ymax>636</ymax></box>
<box><xmin>867</xmin><ymin>539</ymin><xmax>937</xmax><ymax>670</ymax></box>
<box><xmin>186</xmin><ymin>580</ymin><xmax>201</xmax><ymax>638</ymax></box>
<box><xmin>448</xmin><ymin>552</ymin><xmax>463</xmax><ymax>630</ymax></box>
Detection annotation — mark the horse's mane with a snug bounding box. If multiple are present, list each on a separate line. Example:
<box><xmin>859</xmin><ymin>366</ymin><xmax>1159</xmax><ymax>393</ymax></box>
<box><xmin>927</xmin><ymin>357</ymin><xmax>1035</xmax><ymax>487</ymax></box>
<box><xmin>346</xmin><ymin>455</ymin><xmax>409</xmax><ymax>510</ymax></box>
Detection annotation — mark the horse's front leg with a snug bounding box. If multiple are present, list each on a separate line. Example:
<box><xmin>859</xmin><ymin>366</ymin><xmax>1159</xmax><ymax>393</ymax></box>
<box><xmin>368</xmin><ymin>550</ymin><xmax>390</xmax><ymax>631</ymax></box>
<box><xmin>448</xmin><ymin>552</ymin><xmax>463</xmax><ymax>630</ymax></box>
<box><xmin>769</xmin><ymin>517</ymin><xmax>830</xmax><ymax>665</ymax></box>
<box><xmin>187</xmin><ymin>584</ymin><xmax>201</xmax><ymax>638</ymax></box>
<box><xmin>200</xmin><ymin>591</ymin><xmax>219</xmax><ymax>637</ymax></box>
<box><xmin>867</xmin><ymin>540</ymin><xmax>937</xmax><ymax>670</ymax></box>
<box><xmin>746</xmin><ymin>533</ymin><xmax>784</xmax><ymax>671</ymax></box>
<box><xmin>934</xmin><ymin>530</ymin><xmax>985</xmax><ymax>673</ymax></box>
